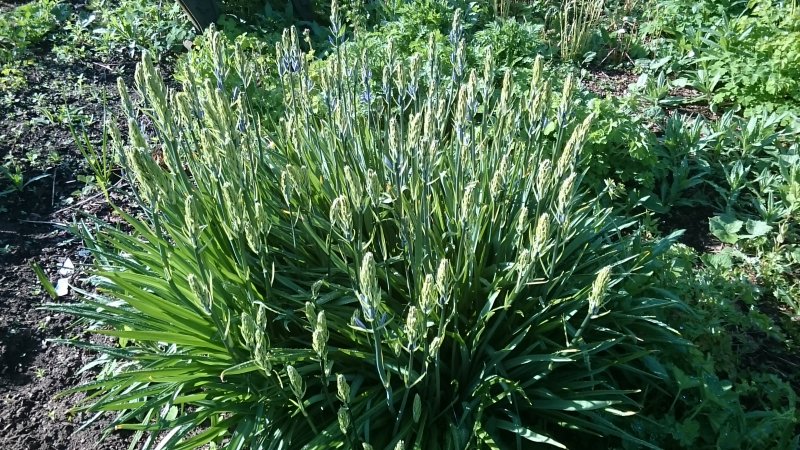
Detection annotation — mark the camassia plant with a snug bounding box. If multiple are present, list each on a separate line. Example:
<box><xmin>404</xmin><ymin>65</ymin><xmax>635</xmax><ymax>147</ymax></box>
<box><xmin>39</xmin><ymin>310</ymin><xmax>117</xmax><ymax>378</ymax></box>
<box><xmin>51</xmin><ymin>14</ymin><xmax>685</xmax><ymax>450</ymax></box>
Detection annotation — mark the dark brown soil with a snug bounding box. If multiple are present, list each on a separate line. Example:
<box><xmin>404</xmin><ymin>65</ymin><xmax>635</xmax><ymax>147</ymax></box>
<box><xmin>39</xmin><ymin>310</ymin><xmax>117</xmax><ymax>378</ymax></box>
<box><xmin>581</xmin><ymin>67</ymin><xmax>639</xmax><ymax>98</ymax></box>
<box><xmin>660</xmin><ymin>203</ymin><xmax>721</xmax><ymax>252</ymax></box>
<box><xmin>0</xmin><ymin>27</ymin><xmax>144</xmax><ymax>450</ymax></box>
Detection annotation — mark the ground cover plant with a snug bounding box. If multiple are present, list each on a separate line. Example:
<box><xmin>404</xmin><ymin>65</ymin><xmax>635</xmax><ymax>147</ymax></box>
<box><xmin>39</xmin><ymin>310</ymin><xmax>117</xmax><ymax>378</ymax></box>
<box><xmin>1</xmin><ymin>0</ymin><xmax>799</xmax><ymax>448</ymax></box>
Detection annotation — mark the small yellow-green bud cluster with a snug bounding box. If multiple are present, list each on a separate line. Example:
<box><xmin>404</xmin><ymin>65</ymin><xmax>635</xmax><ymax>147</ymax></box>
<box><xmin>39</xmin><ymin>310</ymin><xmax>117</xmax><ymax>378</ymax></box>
<box><xmin>358</xmin><ymin>252</ymin><xmax>381</xmax><ymax>322</ymax></box>
<box><xmin>589</xmin><ymin>266</ymin><xmax>612</xmax><ymax>315</ymax></box>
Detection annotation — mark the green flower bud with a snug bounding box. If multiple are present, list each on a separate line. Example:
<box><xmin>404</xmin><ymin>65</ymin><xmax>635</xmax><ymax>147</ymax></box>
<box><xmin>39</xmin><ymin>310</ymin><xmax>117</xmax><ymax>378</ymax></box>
<box><xmin>287</xmin><ymin>365</ymin><xmax>304</xmax><ymax>398</ymax></box>
<box><xmin>239</xmin><ymin>312</ymin><xmax>256</xmax><ymax>346</ymax></box>
<box><xmin>359</xmin><ymin>252</ymin><xmax>381</xmax><ymax>321</ymax></box>
<box><xmin>338</xmin><ymin>406</ymin><xmax>350</xmax><ymax>433</ymax></box>
<box><xmin>312</xmin><ymin>310</ymin><xmax>329</xmax><ymax>357</ymax></box>
<box><xmin>330</xmin><ymin>195</ymin><xmax>353</xmax><ymax>239</ymax></box>
<box><xmin>533</xmin><ymin>213</ymin><xmax>550</xmax><ymax>256</ymax></box>
<box><xmin>413</xmin><ymin>393</ymin><xmax>422</xmax><ymax>423</ymax></box>
<box><xmin>254</xmin><ymin>336</ymin><xmax>271</xmax><ymax>373</ymax></box>
<box><xmin>344</xmin><ymin>165</ymin><xmax>363</xmax><ymax>210</ymax></box>
<box><xmin>536</xmin><ymin>159</ymin><xmax>552</xmax><ymax>199</ymax></box>
<box><xmin>420</xmin><ymin>274</ymin><xmax>437</xmax><ymax>316</ymax></box>
<box><xmin>558</xmin><ymin>172</ymin><xmax>576</xmax><ymax>216</ymax></box>
<box><xmin>589</xmin><ymin>266</ymin><xmax>612</xmax><ymax>315</ymax></box>
<box><xmin>337</xmin><ymin>374</ymin><xmax>350</xmax><ymax>403</ymax></box>
<box><xmin>304</xmin><ymin>302</ymin><xmax>317</xmax><ymax>328</ymax></box>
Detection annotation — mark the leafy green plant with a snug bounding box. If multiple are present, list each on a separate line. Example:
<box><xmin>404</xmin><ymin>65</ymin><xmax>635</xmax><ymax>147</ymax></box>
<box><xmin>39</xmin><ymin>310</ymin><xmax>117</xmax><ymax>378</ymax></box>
<box><xmin>52</xmin><ymin>16</ymin><xmax>690</xmax><ymax>448</ymax></box>
<box><xmin>81</xmin><ymin>0</ymin><xmax>194</xmax><ymax>58</ymax></box>
<box><xmin>708</xmin><ymin>213</ymin><xmax>771</xmax><ymax>245</ymax></box>
<box><xmin>0</xmin><ymin>0</ymin><xmax>67</xmax><ymax>63</ymax></box>
<box><xmin>625</xmin><ymin>242</ymin><xmax>800</xmax><ymax>450</ymax></box>
<box><xmin>0</xmin><ymin>163</ymin><xmax>50</xmax><ymax>198</ymax></box>
<box><xmin>641</xmin><ymin>0</ymin><xmax>800</xmax><ymax>117</ymax></box>
<box><xmin>471</xmin><ymin>18</ymin><xmax>552</xmax><ymax>69</ymax></box>
<box><xmin>0</xmin><ymin>0</ymin><xmax>68</xmax><ymax>89</ymax></box>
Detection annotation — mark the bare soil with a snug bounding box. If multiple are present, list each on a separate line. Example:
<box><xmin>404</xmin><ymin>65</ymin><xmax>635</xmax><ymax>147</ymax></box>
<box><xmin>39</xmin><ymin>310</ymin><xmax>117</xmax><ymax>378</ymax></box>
<box><xmin>0</xmin><ymin>34</ymin><xmax>142</xmax><ymax>450</ymax></box>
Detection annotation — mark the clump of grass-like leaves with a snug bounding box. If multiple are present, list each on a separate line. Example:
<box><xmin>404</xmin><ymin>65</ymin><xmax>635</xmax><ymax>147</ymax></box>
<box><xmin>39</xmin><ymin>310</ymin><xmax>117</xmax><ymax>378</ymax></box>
<box><xmin>53</xmin><ymin>11</ymin><xmax>684</xmax><ymax>450</ymax></box>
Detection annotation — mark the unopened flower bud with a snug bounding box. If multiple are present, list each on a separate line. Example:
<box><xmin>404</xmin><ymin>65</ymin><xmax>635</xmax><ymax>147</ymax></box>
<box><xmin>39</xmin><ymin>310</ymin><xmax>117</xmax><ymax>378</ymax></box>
<box><xmin>287</xmin><ymin>365</ymin><xmax>304</xmax><ymax>398</ymax></box>
<box><xmin>420</xmin><ymin>274</ymin><xmax>437</xmax><ymax>315</ymax></box>
<box><xmin>534</xmin><ymin>213</ymin><xmax>550</xmax><ymax>255</ymax></box>
<box><xmin>305</xmin><ymin>301</ymin><xmax>317</xmax><ymax>327</ymax></box>
<box><xmin>589</xmin><ymin>266</ymin><xmax>612</xmax><ymax>315</ymax></box>
<box><xmin>337</xmin><ymin>374</ymin><xmax>350</xmax><ymax>403</ymax></box>
<box><xmin>558</xmin><ymin>172</ymin><xmax>576</xmax><ymax>214</ymax></box>
<box><xmin>536</xmin><ymin>159</ymin><xmax>552</xmax><ymax>199</ymax></box>
<box><xmin>330</xmin><ymin>195</ymin><xmax>353</xmax><ymax>239</ymax></box>
<box><xmin>338</xmin><ymin>406</ymin><xmax>350</xmax><ymax>433</ymax></box>
<box><xmin>366</xmin><ymin>169</ymin><xmax>382</xmax><ymax>206</ymax></box>
<box><xmin>313</xmin><ymin>311</ymin><xmax>329</xmax><ymax>357</ymax></box>
<box><xmin>359</xmin><ymin>253</ymin><xmax>381</xmax><ymax>318</ymax></box>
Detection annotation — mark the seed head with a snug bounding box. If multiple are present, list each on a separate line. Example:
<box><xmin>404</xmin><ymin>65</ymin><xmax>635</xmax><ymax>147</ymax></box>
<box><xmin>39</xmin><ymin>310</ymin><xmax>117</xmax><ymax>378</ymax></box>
<box><xmin>344</xmin><ymin>165</ymin><xmax>363</xmax><ymax>209</ymax></box>
<box><xmin>280</xmin><ymin>165</ymin><xmax>297</xmax><ymax>206</ymax></box>
<box><xmin>183</xmin><ymin>195</ymin><xmax>198</xmax><ymax>238</ymax></box>
<box><xmin>405</xmin><ymin>305</ymin><xmax>424</xmax><ymax>350</ymax></box>
<box><xmin>499</xmin><ymin>70</ymin><xmax>513</xmax><ymax>110</ymax></box>
<box><xmin>557</xmin><ymin>113</ymin><xmax>594</xmax><ymax>176</ymax></box>
<box><xmin>530</xmin><ymin>55</ymin><xmax>544</xmax><ymax>89</ymax></box>
<box><xmin>482</xmin><ymin>47</ymin><xmax>494</xmax><ymax>86</ymax></box>
<box><xmin>516</xmin><ymin>206</ymin><xmax>529</xmax><ymax>240</ymax></box>
<box><xmin>359</xmin><ymin>252</ymin><xmax>381</xmax><ymax>321</ymax></box>
<box><xmin>187</xmin><ymin>273</ymin><xmax>211</xmax><ymax>314</ymax></box>
<box><xmin>461</xmin><ymin>181</ymin><xmax>478</xmax><ymax>221</ymax></box>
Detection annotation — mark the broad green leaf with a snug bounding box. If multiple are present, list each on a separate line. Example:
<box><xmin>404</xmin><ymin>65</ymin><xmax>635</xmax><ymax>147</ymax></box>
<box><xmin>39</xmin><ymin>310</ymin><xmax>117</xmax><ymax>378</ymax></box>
<box><xmin>709</xmin><ymin>214</ymin><xmax>743</xmax><ymax>244</ymax></box>
<box><xmin>745</xmin><ymin>219</ymin><xmax>771</xmax><ymax>237</ymax></box>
